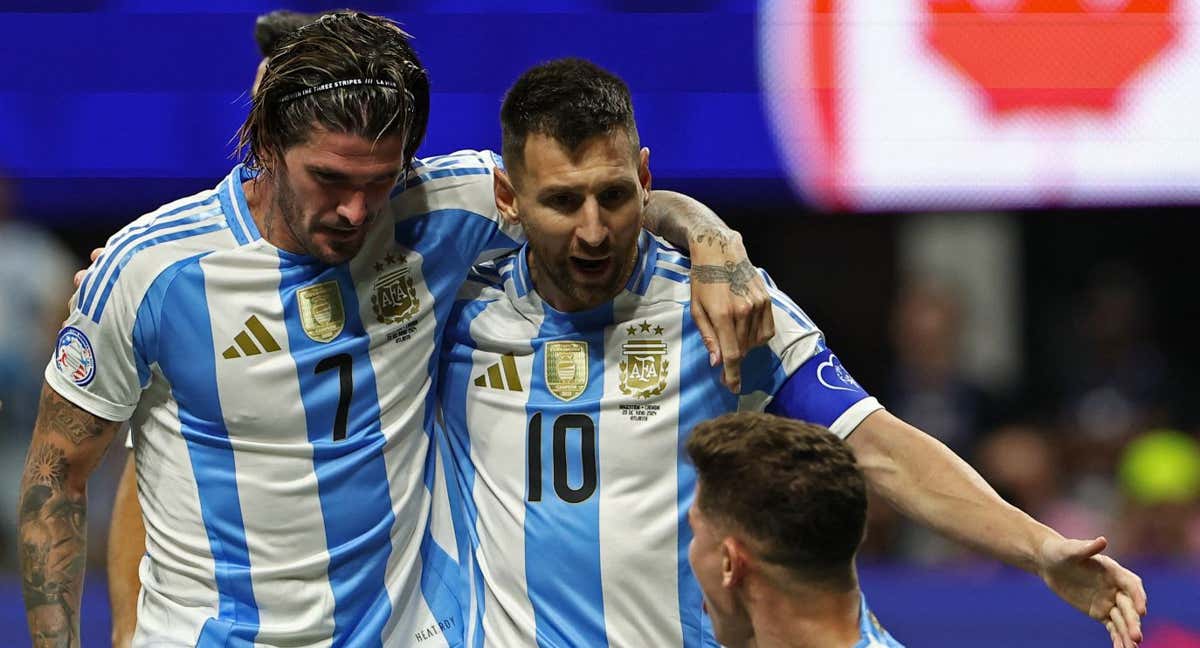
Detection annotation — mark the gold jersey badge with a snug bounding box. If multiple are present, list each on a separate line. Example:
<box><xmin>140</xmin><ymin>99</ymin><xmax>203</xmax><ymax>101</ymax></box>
<box><xmin>545</xmin><ymin>341</ymin><xmax>588</xmax><ymax>402</ymax></box>
<box><xmin>619</xmin><ymin>320</ymin><xmax>669</xmax><ymax>399</ymax></box>
<box><xmin>297</xmin><ymin>281</ymin><xmax>345</xmax><ymax>343</ymax></box>
<box><xmin>372</xmin><ymin>253</ymin><xmax>420</xmax><ymax>325</ymax></box>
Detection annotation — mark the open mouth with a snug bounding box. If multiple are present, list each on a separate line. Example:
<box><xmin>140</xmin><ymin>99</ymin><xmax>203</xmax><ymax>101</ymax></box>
<box><xmin>570</xmin><ymin>256</ymin><xmax>612</xmax><ymax>277</ymax></box>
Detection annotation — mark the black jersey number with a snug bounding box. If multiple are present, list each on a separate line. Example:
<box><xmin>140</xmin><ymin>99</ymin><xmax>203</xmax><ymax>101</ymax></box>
<box><xmin>527</xmin><ymin>412</ymin><xmax>597</xmax><ymax>504</ymax></box>
<box><xmin>315</xmin><ymin>353</ymin><xmax>353</xmax><ymax>442</ymax></box>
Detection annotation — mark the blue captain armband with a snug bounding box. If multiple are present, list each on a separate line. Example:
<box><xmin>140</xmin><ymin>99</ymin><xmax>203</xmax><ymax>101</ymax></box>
<box><xmin>766</xmin><ymin>348</ymin><xmax>873</xmax><ymax>429</ymax></box>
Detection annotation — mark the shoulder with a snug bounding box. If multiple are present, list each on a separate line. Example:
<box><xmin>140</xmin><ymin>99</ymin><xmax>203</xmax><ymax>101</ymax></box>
<box><xmin>390</xmin><ymin>149</ymin><xmax>501</xmax><ymax>217</ymax></box>
<box><xmin>75</xmin><ymin>188</ymin><xmax>233</xmax><ymax>324</ymax></box>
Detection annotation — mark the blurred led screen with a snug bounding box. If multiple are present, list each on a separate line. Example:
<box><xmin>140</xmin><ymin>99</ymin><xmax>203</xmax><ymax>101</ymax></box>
<box><xmin>2</xmin><ymin>0</ymin><xmax>1198</xmax><ymax>219</ymax></box>
<box><xmin>761</xmin><ymin>0</ymin><xmax>1200</xmax><ymax>210</ymax></box>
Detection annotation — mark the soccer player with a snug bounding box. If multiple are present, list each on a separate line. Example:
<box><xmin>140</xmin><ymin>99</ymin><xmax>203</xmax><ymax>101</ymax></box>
<box><xmin>686</xmin><ymin>412</ymin><xmax>904</xmax><ymax>648</ymax></box>
<box><xmin>25</xmin><ymin>14</ymin><xmax>769</xmax><ymax>646</ymax></box>
<box><xmin>436</xmin><ymin>58</ymin><xmax>1147</xmax><ymax>648</ymax></box>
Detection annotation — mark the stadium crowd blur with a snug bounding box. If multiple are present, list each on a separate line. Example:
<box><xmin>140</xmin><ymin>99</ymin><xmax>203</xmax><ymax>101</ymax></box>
<box><xmin>1</xmin><ymin>160</ymin><xmax>1196</xmax><ymax>574</ymax></box>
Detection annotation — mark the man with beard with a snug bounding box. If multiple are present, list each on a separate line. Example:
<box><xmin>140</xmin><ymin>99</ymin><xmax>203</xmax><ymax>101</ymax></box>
<box><xmin>30</xmin><ymin>14</ymin><xmax>769</xmax><ymax>647</ymax></box>
<box><xmin>435</xmin><ymin>58</ymin><xmax>1147</xmax><ymax>648</ymax></box>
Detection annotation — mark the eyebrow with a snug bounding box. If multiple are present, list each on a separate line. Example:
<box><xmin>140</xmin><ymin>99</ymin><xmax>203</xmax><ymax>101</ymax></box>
<box><xmin>536</xmin><ymin>178</ymin><xmax>637</xmax><ymax>199</ymax></box>
<box><xmin>307</xmin><ymin>165</ymin><xmax>399</xmax><ymax>185</ymax></box>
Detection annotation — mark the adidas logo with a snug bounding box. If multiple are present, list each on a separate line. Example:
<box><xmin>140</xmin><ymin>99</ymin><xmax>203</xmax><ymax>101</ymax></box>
<box><xmin>222</xmin><ymin>316</ymin><xmax>281</xmax><ymax>359</ymax></box>
<box><xmin>473</xmin><ymin>353</ymin><xmax>523</xmax><ymax>392</ymax></box>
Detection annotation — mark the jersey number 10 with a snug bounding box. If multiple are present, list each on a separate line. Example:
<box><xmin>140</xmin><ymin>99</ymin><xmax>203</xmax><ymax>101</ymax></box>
<box><xmin>527</xmin><ymin>412</ymin><xmax>598</xmax><ymax>504</ymax></box>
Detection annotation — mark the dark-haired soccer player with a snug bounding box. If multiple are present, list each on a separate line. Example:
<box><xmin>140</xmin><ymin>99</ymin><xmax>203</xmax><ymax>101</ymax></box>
<box><xmin>436</xmin><ymin>57</ymin><xmax>1146</xmax><ymax>648</ymax></box>
<box><xmin>35</xmin><ymin>13</ymin><xmax>767</xmax><ymax>646</ymax></box>
<box><xmin>687</xmin><ymin>412</ymin><xmax>903</xmax><ymax>648</ymax></box>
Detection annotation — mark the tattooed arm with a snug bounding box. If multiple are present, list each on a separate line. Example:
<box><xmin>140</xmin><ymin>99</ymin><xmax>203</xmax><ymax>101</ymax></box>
<box><xmin>20</xmin><ymin>383</ymin><xmax>122</xmax><ymax>648</ymax></box>
<box><xmin>643</xmin><ymin>190</ymin><xmax>774</xmax><ymax>392</ymax></box>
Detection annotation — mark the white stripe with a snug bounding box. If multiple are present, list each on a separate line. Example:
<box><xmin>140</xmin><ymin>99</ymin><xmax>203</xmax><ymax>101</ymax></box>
<box><xmin>202</xmin><ymin>255</ymin><xmax>336</xmax><ymax>647</ymax></box>
<box><xmin>830</xmin><ymin>397</ymin><xmax>884</xmax><ymax>439</ymax></box>
<box><xmin>346</xmin><ymin>226</ymin><xmax>452</xmax><ymax>646</ymax></box>
<box><xmin>226</xmin><ymin>177</ymin><xmax>255</xmax><ymax>244</ymax></box>
<box><xmin>464</xmin><ymin>303</ymin><xmax>540</xmax><ymax>648</ymax></box>
<box><xmin>598</xmin><ymin>297</ymin><xmax>686</xmax><ymax>647</ymax></box>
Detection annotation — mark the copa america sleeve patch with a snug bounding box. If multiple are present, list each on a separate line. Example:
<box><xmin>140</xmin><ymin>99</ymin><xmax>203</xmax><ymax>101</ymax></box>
<box><xmin>54</xmin><ymin>326</ymin><xmax>96</xmax><ymax>386</ymax></box>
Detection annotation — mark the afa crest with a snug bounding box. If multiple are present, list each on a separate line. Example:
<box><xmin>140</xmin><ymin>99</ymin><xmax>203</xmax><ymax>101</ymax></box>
<box><xmin>372</xmin><ymin>253</ymin><xmax>420</xmax><ymax>325</ymax></box>
<box><xmin>545</xmin><ymin>341</ymin><xmax>588</xmax><ymax>402</ymax></box>
<box><xmin>619</xmin><ymin>320</ymin><xmax>669</xmax><ymax>399</ymax></box>
<box><xmin>297</xmin><ymin>281</ymin><xmax>344</xmax><ymax>343</ymax></box>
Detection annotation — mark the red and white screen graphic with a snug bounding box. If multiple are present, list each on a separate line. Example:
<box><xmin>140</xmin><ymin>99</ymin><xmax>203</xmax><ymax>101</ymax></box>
<box><xmin>760</xmin><ymin>0</ymin><xmax>1200</xmax><ymax>210</ymax></box>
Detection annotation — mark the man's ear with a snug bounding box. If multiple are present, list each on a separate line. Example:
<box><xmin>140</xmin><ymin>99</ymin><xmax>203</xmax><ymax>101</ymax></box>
<box><xmin>721</xmin><ymin>537</ymin><xmax>748</xmax><ymax>589</ymax></box>
<box><xmin>494</xmin><ymin>168</ymin><xmax>520</xmax><ymax>225</ymax></box>
<box><xmin>639</xmin><ymin>147</ymin><xmax>652</xmax><ymax>204</ymax></box>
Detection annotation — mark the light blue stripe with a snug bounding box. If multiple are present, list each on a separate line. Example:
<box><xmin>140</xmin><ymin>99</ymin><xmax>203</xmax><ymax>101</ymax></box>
<box><xmin>402</xmin><ymin>166</ymin><xmax>490</xmax><ymax>190</ymax></box>
<box><xmin>653</xmin><ymin>267</ymin><xmax>690</xmax><ymax>284</ymax></box>
<box><xmin>130</xmin><ymin>254</ymin><xmax>206</xmax><ymax>388</ymax></box>
<box><xmin>678</xmin><ymin>308</ymin><xmax>739</xmax><ymax>646</ymax></box>
<box><xmin>279</xmin><ymin>260</ymin><xmax>392</xmax><ymax>647</ymax></box>
<box><xmin>87</xmin><ymin>219</ymin><xmax>226</xmax><ymax>322</ymax></box>
<box><xmin>657</xmin><ymin>250</ymin><xmax>690</xmax><ymax>268</ymax></box>
<box><xmin>525</xmin><ymin>306</ymin><xmax>611</xmax><ymax>648</ymax></box>
<box><xmin>80</xmin><ymin>193</ymin><xmax>221</xmax><ymax>312</ymax></box>
<box><xmin>438</xmin><ymin>298</ymin><xmax>495</xmax><ymax>648</ymax></box>
<box><xmin>155</xmin><ymin>260</ymin><xmax>259</xmax><ymax>645</ymax></box>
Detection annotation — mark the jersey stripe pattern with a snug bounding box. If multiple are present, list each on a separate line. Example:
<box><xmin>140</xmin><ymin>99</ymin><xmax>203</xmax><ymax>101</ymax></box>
<box><xmin>47</xmin><ymin>150</ymin><xmax>520</xmax><ymax>647</ymax></box>
<box><xmin>437</xmin><ymin>231</ymin><xmax>883</xmax><ymax>647</ymax></box>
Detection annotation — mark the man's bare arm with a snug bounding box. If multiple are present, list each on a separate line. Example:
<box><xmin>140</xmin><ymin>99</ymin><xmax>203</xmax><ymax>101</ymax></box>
<box><xmin>107</xmin><ymin>453</ymin><xmax>143</xmax><ymax>648</ymax></box>
<box><xmin>643</xmin><ymin>190</ymin><xmax>774</xmax><ymax>392</ymax></box>
<box><xmin>848</xmin><ymin>410</ymin><xmax>1147</xmax><ymax>648</ymax></box>
<box><xmin>20</xmin><ymin>384</ymin><xmax>121</xmax><ymax>648</ymax></box>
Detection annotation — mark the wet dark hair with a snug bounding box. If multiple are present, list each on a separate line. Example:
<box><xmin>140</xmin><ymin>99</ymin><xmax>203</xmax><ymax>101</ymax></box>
<box><xmin>253</xmin><ymin>10</ymin><xmax>327</xmax><ymax>57</ymax></box>
<box><xmin>237</xmin><ymin>11</ymin><xmax>430</xmax><ymax>173</ymax></box>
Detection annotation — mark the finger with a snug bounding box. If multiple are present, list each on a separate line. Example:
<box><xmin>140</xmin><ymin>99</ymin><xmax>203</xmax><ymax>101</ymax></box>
<box><xmin>1116</xmin><ymin>592</ymin><xmax>1142</xmax><ymax>644</ymax></box>
<box><xmin>90</xmin><ymin>247</ymin><xmax>104</xmax><ymax>262</ymax></box>
<box><xmin>733</xmin><ymin>303</ymin><xmax>751</xmax><ymax>361</ymax></box>
<box><xmin>690</xmin><ymin>303</ymin><xmax>720</xmax><ymax>367</ymax></box>
<box><xmin>1105</xmin><ymin>620</ymin><xmax>1121</xmax><ymax>648</ymax></box>
<box><xmin>1065</xmin><ymin>536</ymin><xmax>1108</xmax><ymax>561</ymax></box>
<box><xmin>1108</xmin><ymin>605</ymin><xmax>1132</xmax><ymax>648</ymax></box>
<box><xmin>73</xmin><ymin>269</ymin><xmax>88</xmax><ymax>289</ymax></box>
<box><xmin>1109</xmin><ymin>559</ymin><xmax>1147</xmax><ymax>615</ymax></box>
<box><xmin>715</xmin><ymin>314</ymin><xmax>743</xmax><ymax>392</ymax></box>
<box><xmin>756</xmin><ymin>293</ymin><xmax>776</xmax><ymax>345</ymax></box>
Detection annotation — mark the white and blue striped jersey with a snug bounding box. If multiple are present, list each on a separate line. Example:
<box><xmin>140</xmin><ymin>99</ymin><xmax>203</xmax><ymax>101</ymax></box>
<box><xmin>856</xmin><ymin>596</ymin><xmax>905</xmax><ymax>647</ymax></box>
<box><xmin>47</xmin><ymin>150</ymin><xmax>519</xmax><ymax>647</ymax></box>
<box><xmin>436</xmin><ymin>231</ymin><xmax>883</xmax><ymax>647</ymax></box>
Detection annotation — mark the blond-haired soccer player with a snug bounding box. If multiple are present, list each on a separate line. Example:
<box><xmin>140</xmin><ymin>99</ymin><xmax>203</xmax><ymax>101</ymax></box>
<box><xmin>687</xmin><ymin>412</ymin><xmax>903</xmax><ymax>648</ymax></box>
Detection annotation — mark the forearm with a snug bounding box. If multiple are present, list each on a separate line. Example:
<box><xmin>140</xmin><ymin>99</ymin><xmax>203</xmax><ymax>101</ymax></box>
<box><xmin>849</xmin><ymin>411</ymin><xmax>1060</xmax><ymax>573</ymax></box>
<box><xmin>644</xmin><ymin>190</ymin><xmax>740</xmax><ymax>253</ymax></box>
<box><xmin>19</xmin><ymin>384</ymin><xmax>119</xmax><ymax>647</ymax></box>
<box><xmin>108</xmin><ymin>453</ymin><xmax>144</xmax><ymax>648</ymax></box>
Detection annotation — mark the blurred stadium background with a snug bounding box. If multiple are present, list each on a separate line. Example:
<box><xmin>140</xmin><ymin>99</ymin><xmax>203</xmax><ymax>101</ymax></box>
<box><xmin>1</xmin><ymin>1</ymin><xmax>1198</xmax><ymax>645</ymax></box>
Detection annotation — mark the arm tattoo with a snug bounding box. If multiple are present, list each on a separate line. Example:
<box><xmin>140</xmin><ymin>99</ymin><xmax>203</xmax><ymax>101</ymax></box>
<box><xmin>39</xmin><ymin>388</ymin><xmax>103</xmax><ymax>446</ymax></box>
<box><xmin>691</xmin><ymin>227</ymin><xmax>732</xmax><ymax>255</ymax></box>
<box><xmin>19</xmin><ymin>387</ymin><xmax>115</xmax><ymax>648</ymax></box>
<box><xmin>691</xmin><ymin>260</ymin><xmax>758</xmax><ymax>299</ymax></box>
<box><xmin>20</xmin><ymin>443</ymin><xmax>86</xmax><ymax>648</ymax></box>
